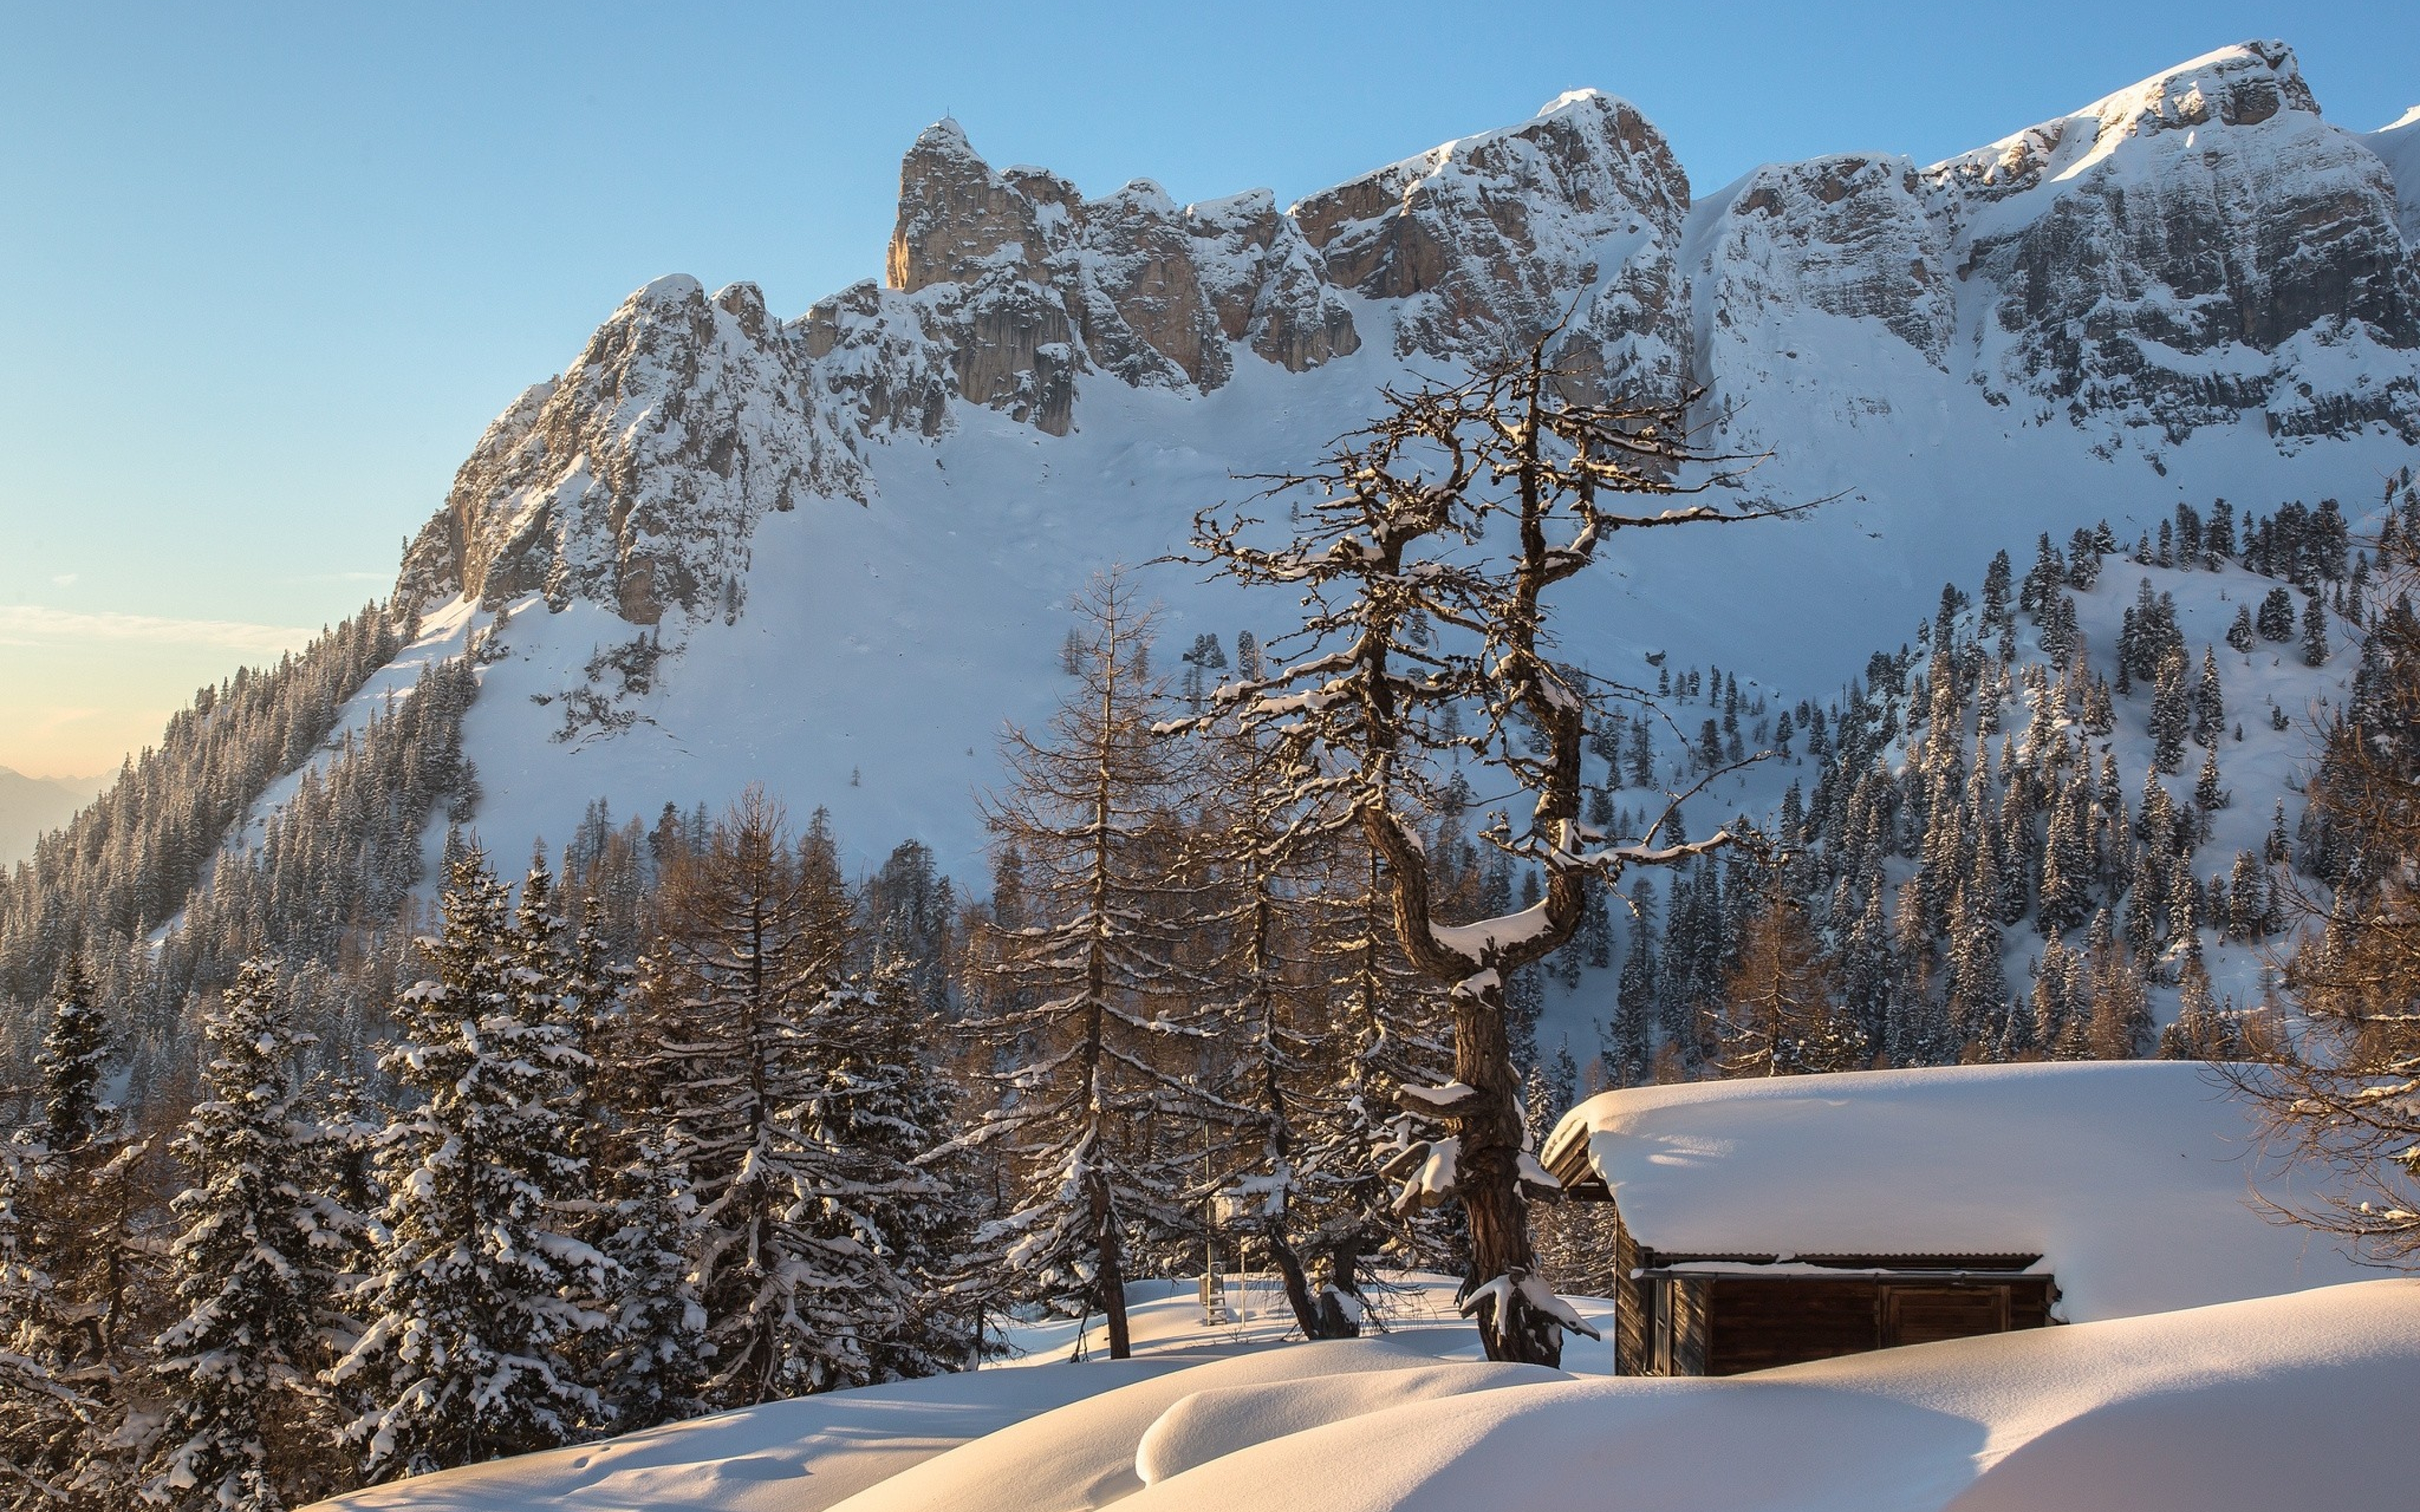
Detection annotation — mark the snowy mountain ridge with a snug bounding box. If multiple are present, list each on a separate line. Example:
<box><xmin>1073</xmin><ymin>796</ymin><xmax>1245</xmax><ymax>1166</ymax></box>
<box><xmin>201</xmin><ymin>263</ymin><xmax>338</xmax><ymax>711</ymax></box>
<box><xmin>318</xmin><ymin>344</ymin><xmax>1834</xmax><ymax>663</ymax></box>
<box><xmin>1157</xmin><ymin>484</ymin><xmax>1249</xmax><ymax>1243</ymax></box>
<box><xmin>320</xmin><ymin>40</ymin><xmax>2419</xmax><ymax>890</ymax></box>
<box><xmin>395</xmin><ymin>40</ymin><xmax>2418</xmax><ymax>636</ymax></box>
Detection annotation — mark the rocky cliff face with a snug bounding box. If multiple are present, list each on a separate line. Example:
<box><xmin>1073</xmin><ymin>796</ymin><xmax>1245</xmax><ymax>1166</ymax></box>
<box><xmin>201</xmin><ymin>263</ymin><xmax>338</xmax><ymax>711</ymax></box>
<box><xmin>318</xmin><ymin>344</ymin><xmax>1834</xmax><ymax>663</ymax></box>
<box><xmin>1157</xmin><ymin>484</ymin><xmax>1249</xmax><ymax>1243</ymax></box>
<box><xmin>1294</xmin><ymin>89</ymin><xmax>1693</xmax><ymax>399</ymax></box>
<box><xmin>397</xmin><ymin>275</ymin><xmax>865</xmax><ymax>624</ymax></box>
<box><xmin>1691</xmin><ymin>42</ymin><xmax>2419</xmax><ymax>448</ymax></box>
<box><xmin>400</xmin><ymin>40</ymin><xmax>2419</xmax><ymax>627</ymax></box>
<box><xmin>1695</xmin><ymin>153</ymin><xmax>1956</xmax><ymax>369</ymax></box>
<box><xmin>1930</xmin><ymin>42</ymin><xmax>2418</xmax><ymax>442</ymax></box>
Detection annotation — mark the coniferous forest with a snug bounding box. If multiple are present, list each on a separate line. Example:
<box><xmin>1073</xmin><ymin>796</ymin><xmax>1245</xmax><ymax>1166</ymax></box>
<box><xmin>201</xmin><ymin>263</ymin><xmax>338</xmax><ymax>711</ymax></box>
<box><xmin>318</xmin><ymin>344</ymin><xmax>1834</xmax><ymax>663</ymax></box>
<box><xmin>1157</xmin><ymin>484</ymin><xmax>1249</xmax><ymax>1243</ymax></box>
<box><xmin>4</xmin><ymin>422</ymin><xmax>2417</xmax><ymax>1503</ymax></box>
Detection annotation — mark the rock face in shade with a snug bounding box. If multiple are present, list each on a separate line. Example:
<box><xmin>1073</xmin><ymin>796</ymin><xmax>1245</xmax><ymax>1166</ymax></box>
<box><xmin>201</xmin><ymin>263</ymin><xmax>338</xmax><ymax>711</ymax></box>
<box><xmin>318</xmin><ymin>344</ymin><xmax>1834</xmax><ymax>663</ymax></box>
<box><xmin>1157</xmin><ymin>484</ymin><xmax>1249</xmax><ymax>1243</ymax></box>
<box><xmin>1698</xmin><ymin>154</ymin><xmax>1957</xmax><ymax>370</ymax></box>
<box><xmin>1923</xmin><ymin>40</ymin><xmax>2419</xmax><ymax>443</ymax></box>
<box><xmin>398</xmin><ymin>40</ymin><xmax>2420</xmax><ymax>627</ymax></box>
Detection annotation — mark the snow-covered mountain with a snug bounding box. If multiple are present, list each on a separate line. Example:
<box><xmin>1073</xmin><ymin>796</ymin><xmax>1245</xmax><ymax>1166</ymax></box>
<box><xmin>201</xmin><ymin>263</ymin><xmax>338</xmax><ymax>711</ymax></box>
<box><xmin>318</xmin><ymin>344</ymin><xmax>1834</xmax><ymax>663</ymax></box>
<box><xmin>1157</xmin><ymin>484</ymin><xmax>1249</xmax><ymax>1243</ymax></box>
<box><xmin>0</xmin><ymin>768</ymin><xmax>103</xmax><ymax>869</ymax></box>
<box><xmin>366</xmin><ymin>40</ymin><xmax>2416</xmax><ymax>877</ymax></box>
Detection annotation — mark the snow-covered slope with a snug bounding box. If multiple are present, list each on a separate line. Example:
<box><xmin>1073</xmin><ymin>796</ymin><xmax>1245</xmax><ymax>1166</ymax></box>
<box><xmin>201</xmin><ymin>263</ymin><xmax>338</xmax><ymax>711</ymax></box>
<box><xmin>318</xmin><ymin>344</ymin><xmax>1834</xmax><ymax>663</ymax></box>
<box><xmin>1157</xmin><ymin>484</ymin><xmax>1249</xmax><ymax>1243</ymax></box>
<box><xmin>302</xmin><ymin>1276</ymin><xmax>1611</xmax><ymax>1512</ymax></box>
<box><xmin>1121</xmin><ymin>1281</ymin><xmax>2420</xmax><ymax>1512</ymax></box>
<box><xmin>305</xmin><ymin>1278</ymin><xmax>2420</xmax><ymax>1512</ymax></box>
<box><xmin>314</xmin><ymin>39</ymin><xmax>2415</xmax><ymax>886</ymax></box>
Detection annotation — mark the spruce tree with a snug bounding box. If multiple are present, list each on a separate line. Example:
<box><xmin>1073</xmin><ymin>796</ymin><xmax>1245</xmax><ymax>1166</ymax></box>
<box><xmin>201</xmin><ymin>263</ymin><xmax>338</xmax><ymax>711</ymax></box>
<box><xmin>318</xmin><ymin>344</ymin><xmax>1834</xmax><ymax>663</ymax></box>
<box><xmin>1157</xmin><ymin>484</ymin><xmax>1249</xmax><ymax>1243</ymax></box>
<box><xmin>640</xmin><ymin>793</ymin><xmax>889</xmax><ymax>1405</ymax></box>
<box><xmin>2257</xmin><ymin>587</ymin><xmax>2296</xmax><ymax>642</ymax></box>
<box><xmin>331</xmin><ymin>850</ymin><xmax>608</xmax><ymax>1480</ymax></box>
<box><xmin>0</xmin><ymin>1139</ymin><xmax>90</xmax><ymax>1509</ymax></box>
<box><xmin>38</xmin><ymin>956</ymin><xmax>110</xmax><ymax>1157</ymax></box>
<box><xmin>2149</xmin><ymin>648</ymin><xmax>2189</xmax><ymax>773</ymax></box>
<box><xmin>2193</xmin><ymin>647</ymin><xmax>2225</xmax><ymax>747</ymax></box>
<box><xmin>804</xmin><ymin>954</ymin><xmax>974</xmax><ymax>1380</ymax></box>
<box><xmin>145</xmin><ymin>961</ymin><xmax>345</xmax><ymax>1512</ymax></box>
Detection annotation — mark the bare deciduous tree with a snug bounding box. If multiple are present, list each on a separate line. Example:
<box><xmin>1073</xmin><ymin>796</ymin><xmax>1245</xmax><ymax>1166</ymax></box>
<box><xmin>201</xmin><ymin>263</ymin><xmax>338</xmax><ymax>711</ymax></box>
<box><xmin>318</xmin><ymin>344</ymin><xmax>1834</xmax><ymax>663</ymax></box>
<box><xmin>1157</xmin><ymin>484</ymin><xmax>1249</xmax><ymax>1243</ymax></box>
<box><xmin>1182</xmin><ymin>339</ymin><xmax>1802</xmax><ymax>1365</ymax></box>
<box><xmin>2233</xmin><ymin>593</ymin><xmax>2420</xmax><ymax>1265</ymax></box>
<box><xmin>957</xmin><ymin>575</ymin><xmax>1220</xmax><ymax>1360</ymax></box>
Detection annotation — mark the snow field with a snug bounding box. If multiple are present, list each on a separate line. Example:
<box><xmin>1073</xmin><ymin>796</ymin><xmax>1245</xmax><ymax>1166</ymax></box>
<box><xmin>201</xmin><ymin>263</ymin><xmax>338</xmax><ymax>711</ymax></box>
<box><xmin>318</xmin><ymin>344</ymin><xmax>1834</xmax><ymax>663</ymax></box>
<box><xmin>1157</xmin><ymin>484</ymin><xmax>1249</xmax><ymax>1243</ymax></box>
<box><xmin>308</xmin><ymin>1267</ymin><xmax>2420</xmax><ymax>1510</ymax></box>
<box><xmin>1115</xmin><ymin>1281</ymin><xmax>2420</xmax><ymax>1512</ymax></box>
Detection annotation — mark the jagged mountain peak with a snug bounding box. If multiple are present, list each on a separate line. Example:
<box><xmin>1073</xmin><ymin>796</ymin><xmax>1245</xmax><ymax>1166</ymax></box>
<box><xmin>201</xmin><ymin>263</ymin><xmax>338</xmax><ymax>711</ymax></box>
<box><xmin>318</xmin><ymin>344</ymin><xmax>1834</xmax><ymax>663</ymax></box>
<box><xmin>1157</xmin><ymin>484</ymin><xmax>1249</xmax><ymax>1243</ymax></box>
<box><xmin>399</xmin><ymin>37</ymin><xmax>2420</xmax><ymax>663</ymax></box>
<box><xmin>1935</xmin><ymin>40</ymin><xmax>2320</xmax><ymax>207</ymax></box>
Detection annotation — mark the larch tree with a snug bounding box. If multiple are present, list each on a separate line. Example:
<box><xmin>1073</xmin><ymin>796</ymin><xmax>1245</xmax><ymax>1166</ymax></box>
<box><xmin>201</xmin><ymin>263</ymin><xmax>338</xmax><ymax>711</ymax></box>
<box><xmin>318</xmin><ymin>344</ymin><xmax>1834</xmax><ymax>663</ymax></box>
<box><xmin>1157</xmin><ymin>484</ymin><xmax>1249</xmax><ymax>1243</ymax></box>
<box><xmin>1717</xmin><ymin>900</ymin><xmax>1862</xmax><ymax>1077</ymax></box>
<box><xmin>2235</xmin><ymin>593</ymin><xmax>2420</xmax><ymax>1261</ymax></box>
<box><xmin>1184</xmin><ymin>337</ymin><xmax>1798</xmax><ymax>1365</ymax></box>
<box><xmin>1185</xmin><ymin>712</ymin><xmax>1356</xmax><ymax>1339</ymax></box>
<box><xmin>955</xmin><ymin>575</ymin><xmax>1214</xmax><ymax>1360</ymax></box>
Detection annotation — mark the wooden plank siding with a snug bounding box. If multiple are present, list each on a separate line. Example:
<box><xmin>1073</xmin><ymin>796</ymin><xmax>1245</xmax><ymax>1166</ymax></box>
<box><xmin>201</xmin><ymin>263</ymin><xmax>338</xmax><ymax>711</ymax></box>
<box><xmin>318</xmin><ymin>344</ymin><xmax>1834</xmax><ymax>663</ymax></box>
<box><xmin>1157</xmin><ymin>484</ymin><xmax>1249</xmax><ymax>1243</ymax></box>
<box><xmin>1698</xmin><ymin>1275</ymin><xmax>2057</xmax><ymax>1376</ymax></box>
<box><xmin>1610</xmin><ymin>1212</ymin><xmax>1649</xmax><ymax>1375</ymax></box>
<box><xmin>1557</xmin><ymin>1138</ymin><xmax>2057</xmax><ymax>1377</ymax></box>
<box><xmin>1706</xmin><ymin>1279</ymin><xmax>1891</xmax><ymax>1375</ymax></box>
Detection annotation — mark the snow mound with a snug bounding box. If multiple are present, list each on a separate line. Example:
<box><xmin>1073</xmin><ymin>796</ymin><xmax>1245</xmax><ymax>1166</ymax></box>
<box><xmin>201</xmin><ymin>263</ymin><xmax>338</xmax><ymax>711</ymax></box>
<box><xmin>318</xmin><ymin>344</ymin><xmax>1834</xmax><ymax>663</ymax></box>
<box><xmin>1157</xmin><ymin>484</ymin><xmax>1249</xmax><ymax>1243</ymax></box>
<box><xmin>301</xmin><ymin>1358</ymin><xmax>1191</xmax><ymax>1512</ymax></box>
<box><xmin>1543</xmin><ymin>1060</ymin><xmax>2368</xmax><ymax>1321</ymax></box>
<box><xmin>822</xmin><ymin>1336</ymin><xmax>1460</xmax><ymax>1512</ymax></box>
<box><xmin>1134</xmin><ymin>1361</ymin><xmax>1565</xmax><ymax>1487</ymax></box>
<box><xmin>1121</xmin><ymin>1281</ymin><xmax>2420</xmax><ymax>1512</ymax></box>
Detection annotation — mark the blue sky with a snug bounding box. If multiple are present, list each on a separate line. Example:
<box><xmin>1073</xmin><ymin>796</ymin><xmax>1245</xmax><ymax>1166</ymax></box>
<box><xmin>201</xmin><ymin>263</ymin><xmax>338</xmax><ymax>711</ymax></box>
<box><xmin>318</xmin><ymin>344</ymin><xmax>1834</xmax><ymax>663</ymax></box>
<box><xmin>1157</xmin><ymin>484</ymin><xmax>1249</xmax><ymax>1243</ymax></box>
<box><xmin>3</xmin><ymin>1</ymin><xmax>2414</xmax><ymax>776</ymax></box>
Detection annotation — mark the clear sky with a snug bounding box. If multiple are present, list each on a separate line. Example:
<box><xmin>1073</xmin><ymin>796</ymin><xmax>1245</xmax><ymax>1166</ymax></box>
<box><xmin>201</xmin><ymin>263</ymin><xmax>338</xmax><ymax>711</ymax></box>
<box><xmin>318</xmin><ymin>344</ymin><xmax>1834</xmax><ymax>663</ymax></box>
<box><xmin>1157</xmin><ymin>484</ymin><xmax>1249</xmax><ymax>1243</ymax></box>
<box><xmin>3</xmin><ymin>1</ymin><xmax>2414</xmax><ymax>779</ymax></box>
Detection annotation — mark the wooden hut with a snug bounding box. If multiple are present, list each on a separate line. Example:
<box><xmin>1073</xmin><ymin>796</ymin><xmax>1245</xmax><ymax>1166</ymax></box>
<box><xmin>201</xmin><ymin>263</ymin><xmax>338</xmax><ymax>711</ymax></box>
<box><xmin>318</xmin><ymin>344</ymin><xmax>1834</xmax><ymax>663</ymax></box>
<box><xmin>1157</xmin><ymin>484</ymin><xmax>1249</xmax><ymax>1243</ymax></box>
<box><xmin>1536</xmin><ymin>1061</ymin><xmax>2360</xmax><ymax>1377</ymax></box>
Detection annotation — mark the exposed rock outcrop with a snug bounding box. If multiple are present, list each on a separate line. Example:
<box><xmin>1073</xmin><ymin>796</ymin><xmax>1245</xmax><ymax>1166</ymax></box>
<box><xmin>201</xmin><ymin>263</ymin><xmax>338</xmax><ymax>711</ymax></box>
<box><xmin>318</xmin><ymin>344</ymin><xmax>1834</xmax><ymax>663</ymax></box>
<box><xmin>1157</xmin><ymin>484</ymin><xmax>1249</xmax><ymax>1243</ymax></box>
<box><xmin>398</xmin><ymin>275</ymin><xmax>861</xmax><ymax>622</ymax></box>
<box><xmin>400</xmin><ymin>41</ymin><xmax>2420</xmax><ymax>631</ymax></box>
<box><xmin>1698</xmin><ymin>154</ymin><xmax>1954</xmax><ymax>369</ymax></box>
<box><xmin>1293</xmin><ymin>89</ymin><xmax>1692</xmax><ymax>399</ymax></box>
<box><xmin>1928</xmin><ymin>41</ymin><xmax>2419</xmax><ymax>441</ymax></box>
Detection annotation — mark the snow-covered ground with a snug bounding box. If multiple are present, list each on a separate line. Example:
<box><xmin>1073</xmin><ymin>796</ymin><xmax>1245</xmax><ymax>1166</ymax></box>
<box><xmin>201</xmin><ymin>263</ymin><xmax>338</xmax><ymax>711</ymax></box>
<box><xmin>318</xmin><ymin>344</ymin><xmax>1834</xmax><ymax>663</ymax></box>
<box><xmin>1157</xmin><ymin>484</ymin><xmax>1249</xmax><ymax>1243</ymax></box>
<box><xmin>308</xmin><ymin>1275</ymin><xmax>2418</xmax><ymax>1511</ymax></box>
<box><xmin>302</xmin><ymin>1276</ymin><xmax>1610</xmax><ymax>1512</ymax></box>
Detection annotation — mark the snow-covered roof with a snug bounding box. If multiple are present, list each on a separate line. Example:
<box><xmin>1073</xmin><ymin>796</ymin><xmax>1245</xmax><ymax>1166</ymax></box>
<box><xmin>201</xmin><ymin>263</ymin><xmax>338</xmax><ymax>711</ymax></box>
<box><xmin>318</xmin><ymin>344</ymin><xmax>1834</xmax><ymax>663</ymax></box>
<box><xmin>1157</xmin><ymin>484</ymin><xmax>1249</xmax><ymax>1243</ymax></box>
<box><xmin>1540</xmin><ymin>1060</ymin><xmax>2369</xmax><ymax>1322</ymax></box>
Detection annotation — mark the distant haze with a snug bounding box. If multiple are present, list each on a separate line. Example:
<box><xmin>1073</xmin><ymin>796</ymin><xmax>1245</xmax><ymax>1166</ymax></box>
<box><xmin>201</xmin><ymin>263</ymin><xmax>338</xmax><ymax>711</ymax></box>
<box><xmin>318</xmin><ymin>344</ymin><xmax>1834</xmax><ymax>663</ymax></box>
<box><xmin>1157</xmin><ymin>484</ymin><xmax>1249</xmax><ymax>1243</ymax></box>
<box><xmin>0</xmin><ymin>767</ymin><xmax>107</xmax><ymax>867</ymax></box>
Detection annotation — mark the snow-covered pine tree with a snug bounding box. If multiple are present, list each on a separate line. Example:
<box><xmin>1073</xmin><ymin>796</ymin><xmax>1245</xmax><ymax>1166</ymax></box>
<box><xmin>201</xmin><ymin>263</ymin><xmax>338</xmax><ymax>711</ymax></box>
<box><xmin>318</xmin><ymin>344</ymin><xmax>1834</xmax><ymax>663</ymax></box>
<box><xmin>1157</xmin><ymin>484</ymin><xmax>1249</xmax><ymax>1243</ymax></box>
<box><xmin>2302</xmin><ymin>589</ymin><xmax>2332</xmax><ymax>666</ymax></box>
<box><xmin>331</xmin><ymin>850</ymin><xmax>609</xmax><ymax>1481</ymax></box>
<box><xmin>2193</xmin><ymin>646</ymin><xmax>2225</xmax><ymax>747</ymax></box>
<box><xmin>592</xmin><ymin>1137</ymin><xmax>705</xmax><ymax>1433</ymax></box>
<box><xmin>37</xmin><ymin>956</ymin><xmax>110</xmax><ymax>1158</ymax></box>
<box><xmin>956</xmin><ymin>576</ymin><xmax>1212</xmax><ymax>1360</ymax></box>
<box><xmin>0</xmin><ymin>1137</ymin><xmax>92</xmax><ymax>1509</ymax></box>
<box><xmin>144</xmin><ymin>961</ymin><xmax>349</xmax><ymax>1512</ymax></box>
<box><xmin>640</xmin><ymin>790</ymin><xmax>887</xmax><ymax>1404</ymax></box>
<box><xmin>800</xmin><ymin>950</ymin><xmax>974</xmax><ymax>1381</ymax></box>
<box><xmin>21</xmin><ymin>949</ymin><xmax>156</xmax><ymax>1509</ymax></box>
<box><xmin>2149</xmin><ymin>648</ymin><xmax>2189</xmax><ymax>773</ymax></box>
